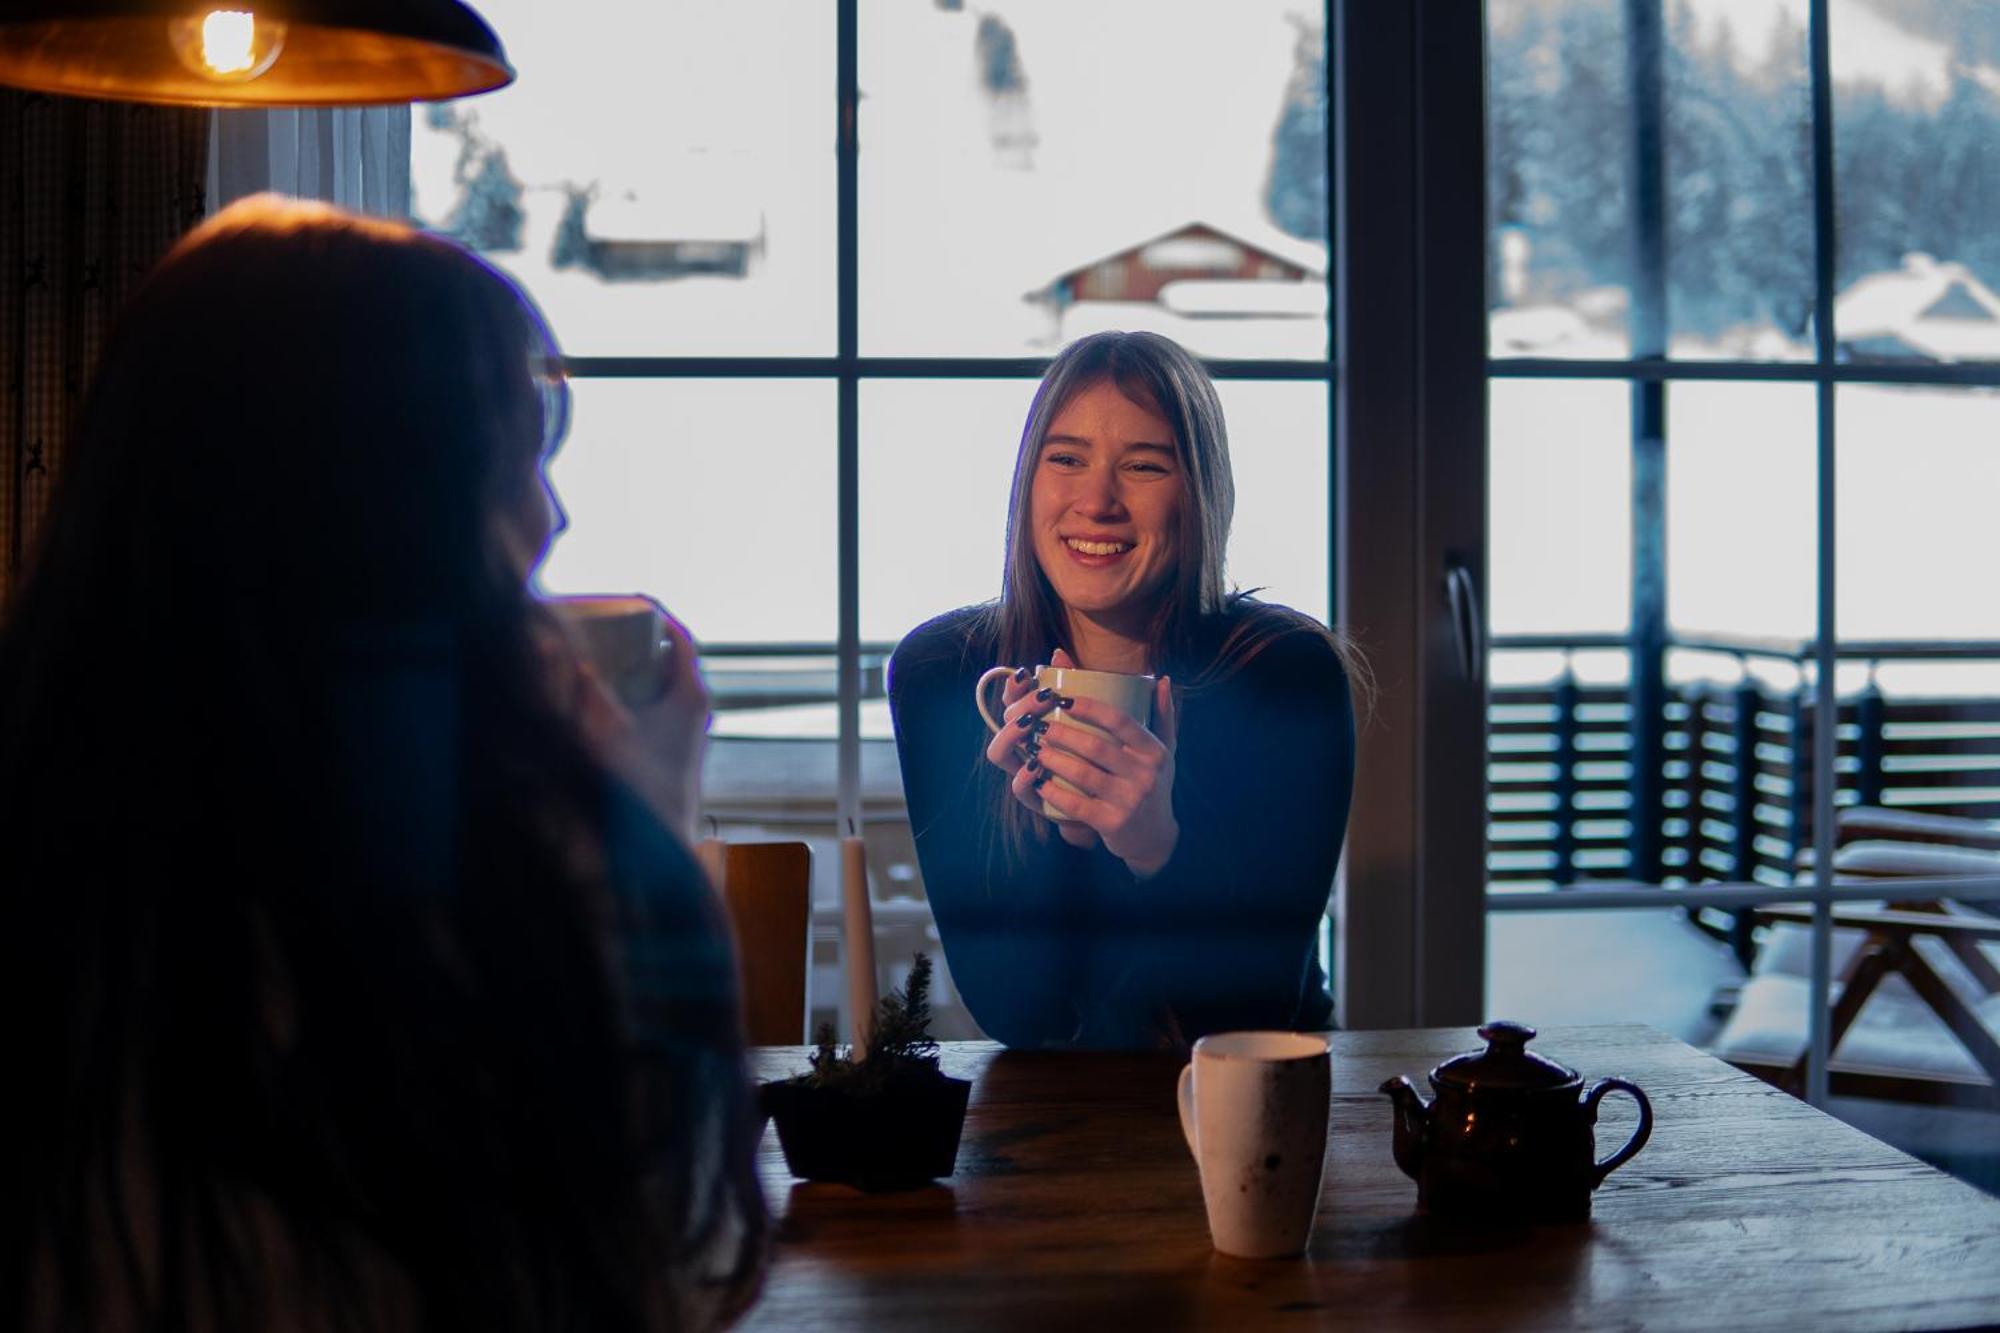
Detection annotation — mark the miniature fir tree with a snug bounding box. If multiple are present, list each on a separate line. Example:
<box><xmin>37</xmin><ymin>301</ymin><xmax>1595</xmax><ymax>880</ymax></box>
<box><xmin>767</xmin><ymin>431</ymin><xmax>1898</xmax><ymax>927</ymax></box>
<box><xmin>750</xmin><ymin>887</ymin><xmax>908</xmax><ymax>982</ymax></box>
<box><xmin>804</xmin><ymin>952</ymin><xmax>942</xmax><ymax>1094</ymax></box>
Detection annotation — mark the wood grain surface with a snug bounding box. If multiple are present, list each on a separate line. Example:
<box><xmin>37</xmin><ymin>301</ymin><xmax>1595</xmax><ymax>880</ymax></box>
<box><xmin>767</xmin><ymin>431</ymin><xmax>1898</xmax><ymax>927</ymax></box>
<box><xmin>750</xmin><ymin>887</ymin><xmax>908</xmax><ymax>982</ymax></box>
<box><xmin>743</xmin><ymin>1026</ymin><xmax>2000</xmax><ymax>1331</ymax></box>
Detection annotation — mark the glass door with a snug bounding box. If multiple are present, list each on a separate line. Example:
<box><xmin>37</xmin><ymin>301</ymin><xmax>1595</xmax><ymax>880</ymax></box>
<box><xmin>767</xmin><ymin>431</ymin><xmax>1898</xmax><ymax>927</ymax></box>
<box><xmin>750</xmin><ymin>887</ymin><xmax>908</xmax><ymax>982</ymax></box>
<box><xmin>1483</xmin><ymin>0</ymin><xmax>2000</xmax><ymax>1108</ymax></box>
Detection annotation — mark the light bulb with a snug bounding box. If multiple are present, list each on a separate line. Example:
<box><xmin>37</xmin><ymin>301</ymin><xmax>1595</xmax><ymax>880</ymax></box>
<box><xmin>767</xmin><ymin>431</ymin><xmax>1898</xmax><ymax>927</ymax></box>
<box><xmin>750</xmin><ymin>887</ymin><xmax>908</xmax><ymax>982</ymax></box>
<box><xmin>167</xmin><ymin>9</ymin><xmax>288</xmax><ymax>84</ymax></box>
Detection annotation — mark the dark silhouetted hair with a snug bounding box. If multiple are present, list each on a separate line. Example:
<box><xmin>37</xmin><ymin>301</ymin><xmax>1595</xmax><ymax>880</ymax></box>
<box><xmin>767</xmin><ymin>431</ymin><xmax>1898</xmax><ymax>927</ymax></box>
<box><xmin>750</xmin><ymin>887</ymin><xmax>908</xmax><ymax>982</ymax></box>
<box><xmin>0</xmin><ymin>198</ymin><xmax>763</xmax><ymax>1332</ymax></box>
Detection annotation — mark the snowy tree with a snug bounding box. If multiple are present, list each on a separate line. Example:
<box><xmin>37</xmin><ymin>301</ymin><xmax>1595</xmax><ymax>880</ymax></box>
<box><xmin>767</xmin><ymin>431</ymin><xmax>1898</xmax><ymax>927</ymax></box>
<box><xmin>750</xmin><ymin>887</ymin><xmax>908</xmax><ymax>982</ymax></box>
<box><xmin>1264</xmin><ymin>17</ymin><xmax>1326</xmax><ymax>243</ymax></box>
<box><xmin>423</xmin><ymin>103</ymin><xmax>526</xmax><ymax>255</ymax></box>
<box><xmin>1838</xmin><ymin>69</ymin><xmax>2000</xmax><ymax>294</ymax></box>
<box><xmin>974</xmin><ymin>14</ymin><xmax>1036</xmax><ymax>169</ymax></box>
<box><xmin>975</xmin><ymin>14</ymin><xmax>1025</xmax><ymax>96</ymax></box>
<box><xmin>1489</xmin><ymin>0</ymin><xmax>2000</xmax><ymax>339</ymax></box>
<box><xmin>550</xmin><ymin>182</ymin><xmax>596</xmax><ymax>273</ymax></box>
<box><xmin>445</xmin><ymin>148</ymin><xmax>525</xmax><ymax>254</ymax></box>
<box><xmin>1665</xmin><ymin>2</ymin><xmax>1812</xmax><ymax>338</ymax></box>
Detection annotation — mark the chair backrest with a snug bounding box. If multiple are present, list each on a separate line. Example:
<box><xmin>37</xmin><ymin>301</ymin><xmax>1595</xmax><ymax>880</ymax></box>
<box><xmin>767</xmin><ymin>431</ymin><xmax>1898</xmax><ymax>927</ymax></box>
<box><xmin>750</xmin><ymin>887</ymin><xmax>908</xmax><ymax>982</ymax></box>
<box><xmin>719</xmin><ymin>841</ymin><xmax>812</xmax><ymax>1045</ymax></box>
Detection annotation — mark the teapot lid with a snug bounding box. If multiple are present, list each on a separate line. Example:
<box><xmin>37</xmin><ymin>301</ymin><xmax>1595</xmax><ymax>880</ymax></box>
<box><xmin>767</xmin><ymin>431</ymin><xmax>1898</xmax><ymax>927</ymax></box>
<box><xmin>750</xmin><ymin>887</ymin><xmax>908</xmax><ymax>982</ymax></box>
<box><xmin>1432</xmin><ymin>1021</ymin><xmax>1578</xmax><ymax>1092</ymax></box>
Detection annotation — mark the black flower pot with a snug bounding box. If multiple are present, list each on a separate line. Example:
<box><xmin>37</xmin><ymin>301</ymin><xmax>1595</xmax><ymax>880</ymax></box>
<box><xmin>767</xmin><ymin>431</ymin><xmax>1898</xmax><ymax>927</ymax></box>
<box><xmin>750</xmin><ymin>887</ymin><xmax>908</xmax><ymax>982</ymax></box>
<box><xmin>760</xmin><ymin>1071</ymin><xmax>971</xmax><ymax>1192</ymax></box>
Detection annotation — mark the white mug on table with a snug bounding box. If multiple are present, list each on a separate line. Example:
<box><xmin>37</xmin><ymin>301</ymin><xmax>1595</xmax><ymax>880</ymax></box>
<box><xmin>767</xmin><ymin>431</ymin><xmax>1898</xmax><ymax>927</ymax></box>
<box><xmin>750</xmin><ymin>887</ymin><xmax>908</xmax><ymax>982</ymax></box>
<box><xmin>1178</xmin><ymin>1030</ymin><xmax>1334</xmax><ymax>1259</ymax></box>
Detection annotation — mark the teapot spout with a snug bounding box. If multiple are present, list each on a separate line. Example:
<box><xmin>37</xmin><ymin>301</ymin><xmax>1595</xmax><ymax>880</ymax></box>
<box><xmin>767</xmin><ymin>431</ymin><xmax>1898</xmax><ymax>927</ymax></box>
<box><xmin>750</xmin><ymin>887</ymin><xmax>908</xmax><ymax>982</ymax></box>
<box><xmin>1378</xmin><ymin>1075</ymin><xmax>1431</xmax><ymax>1181</ymax></box>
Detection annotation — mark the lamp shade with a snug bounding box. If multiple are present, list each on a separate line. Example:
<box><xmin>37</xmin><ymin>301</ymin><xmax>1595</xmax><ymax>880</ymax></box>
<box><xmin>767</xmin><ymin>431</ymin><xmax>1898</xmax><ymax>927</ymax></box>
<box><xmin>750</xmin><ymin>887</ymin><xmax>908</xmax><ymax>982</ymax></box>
<box><xmin>0</xmin><ymin>0</ymin><xmax>512</xmax><ymax>105</ymax></box>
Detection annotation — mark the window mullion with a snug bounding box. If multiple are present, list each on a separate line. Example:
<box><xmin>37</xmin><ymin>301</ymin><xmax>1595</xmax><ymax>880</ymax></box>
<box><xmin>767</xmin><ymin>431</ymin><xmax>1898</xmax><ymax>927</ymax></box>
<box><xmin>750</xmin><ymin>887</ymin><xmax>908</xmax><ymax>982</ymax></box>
<box><xmin>1804</xmin><ymin>0</ymin><xmax>1840</xmax><ymax>1109</ymax></box>
<box><xmin>835</xmin><ymin>0</ymin><xmax>861</xmax><ymax>841</ymax></box>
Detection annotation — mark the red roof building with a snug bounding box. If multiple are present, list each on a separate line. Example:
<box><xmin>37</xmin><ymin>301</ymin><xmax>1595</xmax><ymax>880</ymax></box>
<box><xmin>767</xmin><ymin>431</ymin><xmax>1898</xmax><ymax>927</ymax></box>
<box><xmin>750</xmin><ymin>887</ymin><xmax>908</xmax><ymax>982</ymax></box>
<box><xmin>1029</xmin><ymin>220</ymin><xmax>1320</xmax><ymax>310</ymax></box>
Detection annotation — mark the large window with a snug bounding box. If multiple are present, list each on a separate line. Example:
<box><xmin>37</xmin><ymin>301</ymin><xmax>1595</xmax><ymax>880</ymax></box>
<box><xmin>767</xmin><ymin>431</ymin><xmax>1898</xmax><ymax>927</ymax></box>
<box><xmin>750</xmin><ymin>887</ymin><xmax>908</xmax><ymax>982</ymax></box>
<box><xmin>414</xmin><ymin>0</ymin><xmax>1335</xmax><ymax>1039</ymax></box>
<box><xmin>1486</xmin><ymin>0</ymin><xmax>2000</xmax><ymax>1105</ymax></box>
<box><xmin>399</xmin><ymin>1</ymin><xmax>2000</xmax><ymax>1093</ymax></box>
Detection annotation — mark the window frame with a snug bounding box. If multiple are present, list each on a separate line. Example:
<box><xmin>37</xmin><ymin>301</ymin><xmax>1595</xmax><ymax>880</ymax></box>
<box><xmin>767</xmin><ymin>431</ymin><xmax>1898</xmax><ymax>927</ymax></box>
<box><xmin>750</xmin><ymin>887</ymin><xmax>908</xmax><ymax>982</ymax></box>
<box><xmin>378</xmin><ymin>0</ymin><xmax>2000</xmax><ymax>1073</ymax></box>
<box><xmin>455</xmin><ymin>3</ymin><xmax>1373</xmax><ymax>1015</ymax></box>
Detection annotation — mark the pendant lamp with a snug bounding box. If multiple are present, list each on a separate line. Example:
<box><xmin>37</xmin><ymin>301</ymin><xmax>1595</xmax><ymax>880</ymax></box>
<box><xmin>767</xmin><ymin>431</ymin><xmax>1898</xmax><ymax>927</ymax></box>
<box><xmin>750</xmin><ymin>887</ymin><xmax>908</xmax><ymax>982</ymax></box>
<box><xmin>0</xmin><ymin>0</ymin><xmax>512</xmax><ymax>106</ymax></box>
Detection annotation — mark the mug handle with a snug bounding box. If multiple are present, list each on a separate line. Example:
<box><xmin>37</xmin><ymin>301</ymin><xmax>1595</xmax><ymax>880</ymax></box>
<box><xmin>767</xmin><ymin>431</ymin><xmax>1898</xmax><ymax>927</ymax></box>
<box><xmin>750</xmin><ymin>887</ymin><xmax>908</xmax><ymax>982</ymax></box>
<box><xmin>1583</xmin><ymin>1077</ymin><xmax>1653</xmax><ymax>1187</ymax></box>
<box><xmin>974</xmin><ymin>665</ymin><xmax>1019</xmax><ymax>734</ymax></box>
<box><xmin>1176</xmin><ymin>1062</ymin><xmax>1197</xmax><ymax>1156</ymax></box>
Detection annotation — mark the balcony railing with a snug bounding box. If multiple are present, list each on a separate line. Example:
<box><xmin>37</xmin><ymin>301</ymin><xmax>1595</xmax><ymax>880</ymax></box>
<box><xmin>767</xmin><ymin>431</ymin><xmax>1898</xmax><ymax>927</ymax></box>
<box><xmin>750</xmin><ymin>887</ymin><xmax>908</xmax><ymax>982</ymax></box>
<box><xmin>1490</xmin><ymin>632</ymin><xmax>2000</xmax><ymax>894</ymax></box>
<box><xmin>698</xmin><ymin>642</ymin><xmax>895</xmax><ymax>719</ymax></box>
<box><xmin>692</xmin><ymin>635</ymin><xmax>2000</xmax><ymax>1036</ymax></box>
<box><xmin>692</xmin><ymin>635</ymin><xmax>2000</xmax><ymax>890</ymax></box>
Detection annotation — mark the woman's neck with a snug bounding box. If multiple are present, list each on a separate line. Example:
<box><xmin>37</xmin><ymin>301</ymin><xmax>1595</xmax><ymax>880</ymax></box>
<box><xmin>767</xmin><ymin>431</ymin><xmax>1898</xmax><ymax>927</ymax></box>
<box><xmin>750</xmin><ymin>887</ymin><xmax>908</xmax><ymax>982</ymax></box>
<box><xmin>1063</xmin><ymin>608</ymin><xmax>1153</xmax><ymax>674</ymax></box>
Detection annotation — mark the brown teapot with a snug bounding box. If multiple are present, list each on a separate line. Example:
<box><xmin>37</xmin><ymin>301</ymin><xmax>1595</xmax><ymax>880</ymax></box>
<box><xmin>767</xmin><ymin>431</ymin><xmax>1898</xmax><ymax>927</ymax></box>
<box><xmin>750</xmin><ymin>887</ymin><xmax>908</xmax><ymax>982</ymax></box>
<box><xmin>1379</xmin><ymin>1021</ymin><xmax>1652</xmax><ymax>1223</ymax></box>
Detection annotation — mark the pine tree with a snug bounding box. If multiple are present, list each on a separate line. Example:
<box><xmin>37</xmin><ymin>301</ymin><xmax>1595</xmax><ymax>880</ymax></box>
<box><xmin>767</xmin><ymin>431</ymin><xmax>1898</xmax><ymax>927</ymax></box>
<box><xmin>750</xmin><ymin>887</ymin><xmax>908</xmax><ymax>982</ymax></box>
<box><xmin>422</xmin><ymin>104</ymin><xmax>525</xmax><ymax>255</ymax></box>
<box><xmin>445</xmin><ymin>148</ymin><xmax>525</xmax><ymax>254</ymax></box>
<box><xmin>975</xmin><ymin>15</ymin><xmax>1036</xmax><ymax>168</ymax></box>
<box><xmin>975</xmin><ymin>15</ymin><xmax>1025</xmax><ymax>96</ymax></box>
<box><xmin>1487</xmin><ymin>0</ymin><xmax>2000</xmax><ymax>342</ymax></box>
<box><xmin>550</xmin><ymin>182</ymin><xmax>596</xmax><ymax>272</ymax></box>
<box><xmin>1264</xmin><ymin>17</ymin><xmax>1326</xmax><ymax>242</ymax></box>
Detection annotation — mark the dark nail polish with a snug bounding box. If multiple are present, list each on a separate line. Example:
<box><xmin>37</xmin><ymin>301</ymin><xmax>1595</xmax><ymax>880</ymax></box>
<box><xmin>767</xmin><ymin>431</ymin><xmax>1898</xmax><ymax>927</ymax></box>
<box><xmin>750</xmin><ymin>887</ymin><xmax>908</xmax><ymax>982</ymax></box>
<box><xmin>1026</xmin><ymin>756</ymin><xmax>1041</xmax><ymax>772</ymax></box>
<box><xmin>1058</xmin><ymin>696</ymin><xmax>1076</xmax><ymax>709</ymax></box>
<box><xmin>1035</xmin><ymin>687</ymin><xmax>1054</xmax><ymax>701</ymax></box>
<box><xmin>1033</xmin><ymin>772</ymin><xmax>1050</xmax><ymax>788</ymax></box>
<box><xmin>1016</xmin><ymin>713</ymin><xmax>1037</xmax><ymax>729</ymax></box>
<box><xmin>1013</xmin><ymin>665</ymin><xmax>1032</xmax><ymax>681</ymax></box>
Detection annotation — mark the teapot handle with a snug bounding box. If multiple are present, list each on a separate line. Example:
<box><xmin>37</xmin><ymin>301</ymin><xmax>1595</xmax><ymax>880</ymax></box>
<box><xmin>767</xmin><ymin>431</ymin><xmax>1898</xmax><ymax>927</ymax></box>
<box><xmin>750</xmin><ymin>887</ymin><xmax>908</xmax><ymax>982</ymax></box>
<box><xmin>1583</xmin><ymin>1077</ymin><xmax>1653</xmax><ymax>1187</ymax></box>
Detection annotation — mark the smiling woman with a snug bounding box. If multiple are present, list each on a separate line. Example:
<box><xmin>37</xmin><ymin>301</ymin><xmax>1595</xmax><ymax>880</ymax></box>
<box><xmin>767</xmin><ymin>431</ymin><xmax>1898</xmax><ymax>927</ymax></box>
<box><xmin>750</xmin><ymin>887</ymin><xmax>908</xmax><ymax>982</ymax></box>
<box><xmin>887</xmin><ymin>331</ymin><xmax>1361</xmax><ymax>1050</ymax></box>
<box><xmin>1030</xmin><ymin>381</ymin><xmax>1186</xmax><ymax>666</ymax></box>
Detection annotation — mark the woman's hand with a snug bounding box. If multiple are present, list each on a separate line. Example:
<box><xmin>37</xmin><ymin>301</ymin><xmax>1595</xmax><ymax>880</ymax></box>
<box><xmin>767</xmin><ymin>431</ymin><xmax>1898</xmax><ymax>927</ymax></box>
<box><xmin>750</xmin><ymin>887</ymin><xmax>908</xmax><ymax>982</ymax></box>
<box><xmin>1018</xmin><ymin>675</ymin><xmax>1180</xmax><ymax>878</ymax></box>
<box><xmin>983</xmin><ymin>646</ymin><xmax>1071</xmax><ymax>787</ymax></box>
<box><xmin>986</xmin><ymin>650</ymin><xmax>1100</xmax><ymax>849</ymax></box>
<box><xmin>568</xmin><ymin>607</ymin><xmax>709</xmax><ymax>844</ymax></box>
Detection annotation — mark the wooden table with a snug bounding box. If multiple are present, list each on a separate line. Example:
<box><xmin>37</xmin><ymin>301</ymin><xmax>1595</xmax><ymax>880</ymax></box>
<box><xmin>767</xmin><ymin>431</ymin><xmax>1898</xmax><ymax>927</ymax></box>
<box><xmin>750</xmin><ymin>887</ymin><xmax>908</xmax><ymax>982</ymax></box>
<box><xmin>744</xmin><ymin>1026</ymin><xmax>2000</xmax><ymax>1330</ymax></box>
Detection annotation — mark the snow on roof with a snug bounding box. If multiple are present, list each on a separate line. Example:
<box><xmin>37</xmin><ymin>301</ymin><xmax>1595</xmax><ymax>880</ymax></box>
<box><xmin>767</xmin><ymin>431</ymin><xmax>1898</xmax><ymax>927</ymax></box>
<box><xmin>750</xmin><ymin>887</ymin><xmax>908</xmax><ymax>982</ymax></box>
<box><xmin>585</xmin><ymin>156</ymin><xmax>765</xmax><ymax>244</ymax></box>
<box><xmin>1835</xmin><ymin>253</ymin><xmax>2000</xmax><ymax>361</ymax></box>
<box><xmin>1160</xmin><ymin>278</ymin><xmax>1326</xmax><ymax>318</ymax></box>
<box><xmin>1059</xmin><ymin>299</ymin><xmax>1328</xmax><ymax>360</ymax></box>
<box><xmin>1489</xmin><ymin>305</ymin><xmax>1594</xmax><ymax>355</ymax></box>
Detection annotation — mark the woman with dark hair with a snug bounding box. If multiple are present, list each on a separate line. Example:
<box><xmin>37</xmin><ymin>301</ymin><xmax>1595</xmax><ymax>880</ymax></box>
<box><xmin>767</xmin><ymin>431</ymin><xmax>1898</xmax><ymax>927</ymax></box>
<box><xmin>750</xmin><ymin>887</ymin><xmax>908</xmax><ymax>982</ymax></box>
<box><xmin>889</xmin><ymin>330</ymin><xmax>1359</xmax><ymax>1050</ymax></box>
<box><xmin>0</xmin><ymin>197</ymin><xmax>763</xmax><ymax>1331</ymax></box>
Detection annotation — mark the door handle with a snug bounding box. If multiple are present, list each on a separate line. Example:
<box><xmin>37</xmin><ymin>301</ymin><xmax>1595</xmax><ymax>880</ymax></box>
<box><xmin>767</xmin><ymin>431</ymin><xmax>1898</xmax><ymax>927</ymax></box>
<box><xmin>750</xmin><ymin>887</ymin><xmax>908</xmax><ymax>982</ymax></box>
<box><xmin>1445</xmin><ymin>560</ymin><xmax>1483</xmax><ymax>682</ymax></box>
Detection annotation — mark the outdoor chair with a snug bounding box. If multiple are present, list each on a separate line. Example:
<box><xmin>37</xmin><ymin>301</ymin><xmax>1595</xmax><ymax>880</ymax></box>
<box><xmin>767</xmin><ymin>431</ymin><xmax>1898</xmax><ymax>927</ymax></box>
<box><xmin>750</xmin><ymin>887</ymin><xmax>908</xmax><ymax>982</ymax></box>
<box><xmin>1711</xmin><ymin>808</ymin><xmax>2000</xmax><ymax>1110</ymax></box>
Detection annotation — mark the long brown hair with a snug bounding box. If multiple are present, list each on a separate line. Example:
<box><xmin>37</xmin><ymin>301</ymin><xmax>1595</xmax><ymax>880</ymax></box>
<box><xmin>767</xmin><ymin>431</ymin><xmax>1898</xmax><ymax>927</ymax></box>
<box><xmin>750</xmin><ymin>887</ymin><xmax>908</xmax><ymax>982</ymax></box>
<box><xmin>0</xmin><ymin>198</ymin><xmax>763</xmax><ymax>1331</ymax></box>
<box><xmin>978</xmin><ymin>331</ymin><xmax>1364</xmax><ymax>851</ymax></box>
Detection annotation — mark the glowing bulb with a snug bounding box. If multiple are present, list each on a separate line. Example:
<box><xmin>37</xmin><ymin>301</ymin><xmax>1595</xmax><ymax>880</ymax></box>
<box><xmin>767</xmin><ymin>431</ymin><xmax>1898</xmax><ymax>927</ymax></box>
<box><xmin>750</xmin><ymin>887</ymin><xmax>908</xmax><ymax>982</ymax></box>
<box><xmin>201</xmin><ymin>11</ymin><xmax>256</xmax><ymax>73</ymax></box>
<box><xmin>167</xmin><ymin>9</ymin><xmax>289</xmax><ymax>84</ymax></box>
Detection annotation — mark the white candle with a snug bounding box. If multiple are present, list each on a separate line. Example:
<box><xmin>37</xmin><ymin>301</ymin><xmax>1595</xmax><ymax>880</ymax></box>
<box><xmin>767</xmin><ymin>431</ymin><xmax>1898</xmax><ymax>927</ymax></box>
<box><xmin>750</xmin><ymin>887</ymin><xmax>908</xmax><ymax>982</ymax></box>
<box><xmin>841</xmin><ymin>830</ymin><xmax>878</xmax><ymax>1059</ymax></box>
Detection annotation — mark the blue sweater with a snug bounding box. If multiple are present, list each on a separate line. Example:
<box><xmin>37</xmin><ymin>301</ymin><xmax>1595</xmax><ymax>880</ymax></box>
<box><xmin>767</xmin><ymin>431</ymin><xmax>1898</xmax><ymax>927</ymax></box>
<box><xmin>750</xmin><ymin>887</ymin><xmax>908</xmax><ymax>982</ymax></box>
<box><xmin>887</xmin><ymin>602</ymin><xmax>1355</xmax><ymax>1050</ymax></box>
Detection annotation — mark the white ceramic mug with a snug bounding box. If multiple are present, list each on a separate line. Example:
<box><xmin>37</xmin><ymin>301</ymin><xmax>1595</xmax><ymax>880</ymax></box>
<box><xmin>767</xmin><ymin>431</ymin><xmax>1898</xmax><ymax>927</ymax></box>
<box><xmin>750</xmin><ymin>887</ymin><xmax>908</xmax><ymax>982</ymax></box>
<box><xmin>974</xmin><ymin>663</ymin><xmax>1154</xmax><ymax>820</ymax></box>
<box><xmin>1177</xmin><ymin>1031</ymin><xmax>1333</xmax><ymax>1259</ymax></box>
<box><xmin>547</xmin><ymin>594</ymin><xmax>671</xmax><ymax>707</ymax></box>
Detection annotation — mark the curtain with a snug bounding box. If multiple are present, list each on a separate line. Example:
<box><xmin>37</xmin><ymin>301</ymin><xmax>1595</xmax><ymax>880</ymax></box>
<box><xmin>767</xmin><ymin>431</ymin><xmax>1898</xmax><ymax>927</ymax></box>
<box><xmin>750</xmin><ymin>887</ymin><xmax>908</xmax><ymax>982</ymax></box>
<box><xmin>211</xmin><ymin>105</ymin><xmax>412</xmax><ymax>217</ymax></box>
<box><xmin>0</xmin><ymin>91</ymin><xmax>210</xmax><ymax>617</ymax></box>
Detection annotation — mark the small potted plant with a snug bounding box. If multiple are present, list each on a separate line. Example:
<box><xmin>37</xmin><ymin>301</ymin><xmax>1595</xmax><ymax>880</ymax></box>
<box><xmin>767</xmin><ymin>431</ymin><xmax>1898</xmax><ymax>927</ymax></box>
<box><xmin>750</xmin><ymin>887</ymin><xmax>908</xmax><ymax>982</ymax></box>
<box><xmin>760</xmin><ymin>953</ymin><xmax>972</xmax><ymax>1192</ymax></box>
